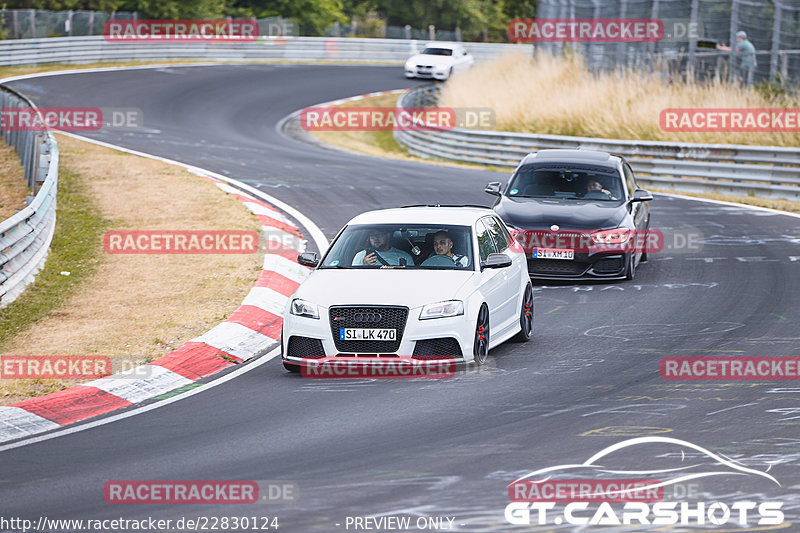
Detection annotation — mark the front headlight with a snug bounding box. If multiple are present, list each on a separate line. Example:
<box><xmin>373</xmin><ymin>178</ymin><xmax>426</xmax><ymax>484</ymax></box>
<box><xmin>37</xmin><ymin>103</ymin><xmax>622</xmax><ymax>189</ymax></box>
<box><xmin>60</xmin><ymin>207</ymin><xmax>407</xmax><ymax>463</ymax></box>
<box><xmin>420</xmin><ymin>300</ymin><xmax>464</xmax><ymax>320</ymax></box>
<box><xmin>290</xmin><ymin>298</ymin><xmax>319</xmax><ymax>319</ymax></box>
<box><xmin>591</xmin><ymin>228</ymin><xmax>631</xmax><ymax>245</ymax></box>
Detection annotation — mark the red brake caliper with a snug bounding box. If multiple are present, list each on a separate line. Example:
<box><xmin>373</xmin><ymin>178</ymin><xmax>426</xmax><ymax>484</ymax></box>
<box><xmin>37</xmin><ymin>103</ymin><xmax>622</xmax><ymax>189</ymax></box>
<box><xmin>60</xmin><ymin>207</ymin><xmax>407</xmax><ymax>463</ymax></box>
<box><xmin>478</xmin><ymin>325</ymin><xmax>485</xmax><ymax>341</ymax></box>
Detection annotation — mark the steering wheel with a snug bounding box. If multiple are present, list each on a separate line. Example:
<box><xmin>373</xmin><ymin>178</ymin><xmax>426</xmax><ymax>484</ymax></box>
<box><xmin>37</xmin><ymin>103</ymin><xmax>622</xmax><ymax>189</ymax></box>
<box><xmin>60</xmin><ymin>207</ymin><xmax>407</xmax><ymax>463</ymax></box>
<box><xmin>421</xmin><ymin>254</ymin><xmax>457</xmax><ymax>267</ymax></box>
<box><xmin>583</xmin><ymin>190</ymin><xmax>612</xmax><ymax>200</ymax></box>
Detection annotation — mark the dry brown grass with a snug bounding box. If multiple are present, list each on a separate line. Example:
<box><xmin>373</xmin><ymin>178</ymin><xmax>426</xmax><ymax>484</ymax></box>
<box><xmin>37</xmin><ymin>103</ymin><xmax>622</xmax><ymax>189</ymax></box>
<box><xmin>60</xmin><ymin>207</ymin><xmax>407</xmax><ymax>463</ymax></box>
<box><xmin>0</xmin><ymin>134</ymin><xmax>262</xmax><ymax>405</ymax></box>
<box><xmin>0</xmin><ymin>142</ymin><xmax>28</xmax><ymax>220</ymax></box>
<box><xmin>440</xmin><ymin>50</ymin><xmax>800</xmax><ymax>147</ymax></box>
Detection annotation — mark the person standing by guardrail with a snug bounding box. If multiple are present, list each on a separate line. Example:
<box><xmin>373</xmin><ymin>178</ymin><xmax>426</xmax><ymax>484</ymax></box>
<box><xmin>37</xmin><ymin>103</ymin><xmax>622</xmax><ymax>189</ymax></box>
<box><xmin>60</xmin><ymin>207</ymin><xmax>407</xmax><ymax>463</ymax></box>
<box><xmin>716</xmin><ymin>30</ymin><xmax>756</xmax><ymax>87</ymax></box>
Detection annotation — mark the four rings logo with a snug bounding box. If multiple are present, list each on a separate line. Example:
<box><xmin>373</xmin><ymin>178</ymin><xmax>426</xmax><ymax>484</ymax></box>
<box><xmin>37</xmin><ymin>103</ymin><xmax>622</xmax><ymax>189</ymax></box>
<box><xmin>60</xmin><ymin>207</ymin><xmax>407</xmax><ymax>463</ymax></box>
<box><xmin>353</xmin><ymin>312</ymin><xmax>382</xmax><ymax>323</ymax></box>
<box><xmin>505</xmin><ymin>437</ymin><xmax>785</xmax><ymax>527</ymax></box>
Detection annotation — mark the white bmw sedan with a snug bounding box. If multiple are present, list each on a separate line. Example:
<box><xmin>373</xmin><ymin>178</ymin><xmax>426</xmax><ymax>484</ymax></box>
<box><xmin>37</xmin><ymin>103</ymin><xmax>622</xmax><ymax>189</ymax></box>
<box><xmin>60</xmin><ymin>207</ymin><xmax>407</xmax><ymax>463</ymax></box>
<box><xmin>404</xmin><ymin>43</ymin><xmax>475</xmax><ymax>81</ymax></box>
<box><xmin>281</xmin><ymin>206</ymin><xmax>533</xmax><ymax>371</ymax></box>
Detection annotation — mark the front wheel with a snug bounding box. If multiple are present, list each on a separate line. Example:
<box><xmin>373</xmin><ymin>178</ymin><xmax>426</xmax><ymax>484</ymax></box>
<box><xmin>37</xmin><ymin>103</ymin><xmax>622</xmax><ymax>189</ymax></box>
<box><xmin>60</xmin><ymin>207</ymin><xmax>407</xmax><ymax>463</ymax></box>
<box><xmin>624</xmin><ymin>253</ymin><xmax>636</xmax><ymax>281</ymax></box>
<box><xmin>473</xmin><ymin>304</ymin><xmax>490</xmax><ymax>365</ymax></box>
<box><xmin>512</xmin><ymin>284</ymin><xmax>534</xmax><ymax>342</ymax></box>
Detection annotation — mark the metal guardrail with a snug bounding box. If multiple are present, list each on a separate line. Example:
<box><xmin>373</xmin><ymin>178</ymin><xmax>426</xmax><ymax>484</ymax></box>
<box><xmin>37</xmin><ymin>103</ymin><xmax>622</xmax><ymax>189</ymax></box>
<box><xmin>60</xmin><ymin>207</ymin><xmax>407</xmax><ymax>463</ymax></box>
<box><xmin>0</xmin><ymin>35</ymin><xmax>521</xmax><ymax>66</ymax></box>
<box><xmin>394</xmin><ymin>86</ymin><xmax>800</xmax><ymax>201</ymax></box>
<box><xmin>0</xmin><ymin>86</ymin><xmax>58</xmax><ymax>308</ymax></box>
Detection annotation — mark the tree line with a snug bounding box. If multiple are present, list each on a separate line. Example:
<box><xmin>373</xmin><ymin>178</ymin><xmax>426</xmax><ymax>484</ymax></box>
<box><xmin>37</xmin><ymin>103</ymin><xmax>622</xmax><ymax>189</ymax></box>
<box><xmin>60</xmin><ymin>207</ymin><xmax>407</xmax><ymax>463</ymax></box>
<box><xmin>4</xmin><ymin>0</ymin><xmax>537</xmax><ymax>40</ymax></box>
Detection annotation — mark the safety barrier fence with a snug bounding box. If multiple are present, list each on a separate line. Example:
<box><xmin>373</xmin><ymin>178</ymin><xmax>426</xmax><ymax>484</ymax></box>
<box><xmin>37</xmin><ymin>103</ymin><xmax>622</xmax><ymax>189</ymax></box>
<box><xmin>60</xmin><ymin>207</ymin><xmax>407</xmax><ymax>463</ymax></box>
<box><xmin>0</xmin><ymin>85</ymin><xmax>58</xmax><ymax>307</ymax></box>
<box><xmin>394</xmin><ymin>85</ymin><xmax>800</xmax><ymax>201</ymax></box>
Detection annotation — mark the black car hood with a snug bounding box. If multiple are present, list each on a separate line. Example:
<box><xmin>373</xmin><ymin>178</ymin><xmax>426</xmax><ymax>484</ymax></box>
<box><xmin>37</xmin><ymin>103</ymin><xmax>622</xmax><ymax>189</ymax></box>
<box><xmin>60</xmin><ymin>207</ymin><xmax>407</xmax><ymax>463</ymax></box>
<box><xmin>494</xmin><ymin>197</ymin><xmax>628</xmax><ymax>230</ymax></box>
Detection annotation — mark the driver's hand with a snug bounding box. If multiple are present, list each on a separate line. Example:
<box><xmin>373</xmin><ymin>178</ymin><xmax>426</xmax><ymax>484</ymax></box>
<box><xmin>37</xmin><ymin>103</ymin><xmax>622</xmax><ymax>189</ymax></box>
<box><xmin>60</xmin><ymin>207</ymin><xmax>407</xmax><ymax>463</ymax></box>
<box><xmin>362</xmin><ymin>252</ymin><xmax>377</xmax><ymax>265</ymax></box>
<box><xmin>602</xmin><ymin>188</ymin><xmax>611</xmax><ymax>195</ymax></box>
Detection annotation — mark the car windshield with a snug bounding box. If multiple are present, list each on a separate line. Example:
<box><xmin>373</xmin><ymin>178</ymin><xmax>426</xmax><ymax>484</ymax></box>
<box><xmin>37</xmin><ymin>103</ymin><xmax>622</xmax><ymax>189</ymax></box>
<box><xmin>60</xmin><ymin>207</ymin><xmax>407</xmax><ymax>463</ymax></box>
<box><xmin>320</xmin><ymin>224</ymin><xmax>474</xmax><ymax>270</ymax></box>
<box><xmin>422</xmin><ymin>47</ymin><xmax>453</xmax><ymax>56</ymax></box>
<box><xmin>506</xmin><ymin>164</ymin><xmax>624</xmax><ymax>201</ymax></box>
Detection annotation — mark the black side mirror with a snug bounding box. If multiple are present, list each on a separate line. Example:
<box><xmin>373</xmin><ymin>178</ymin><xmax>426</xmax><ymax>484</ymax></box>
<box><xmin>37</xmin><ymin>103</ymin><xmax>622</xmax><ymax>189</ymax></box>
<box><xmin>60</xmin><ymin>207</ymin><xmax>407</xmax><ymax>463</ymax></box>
<box><xmin>631</xmin><ymin>189</ymin><xmax>654</xmax><ymax>202</ymax></box>
<box><xmin>297</xmin><ymin>252</ymin><xmax>319</xmax><ymax>267</ymax></box>
<box><xmin>481</xmin><ymin>253</ymin><xmax>512</xmax><ymax>270</ymax></box>
<box><xmin>485</xmin><ymin>182</ymin><xmax>502</xmax><ymax>196</ymax></box>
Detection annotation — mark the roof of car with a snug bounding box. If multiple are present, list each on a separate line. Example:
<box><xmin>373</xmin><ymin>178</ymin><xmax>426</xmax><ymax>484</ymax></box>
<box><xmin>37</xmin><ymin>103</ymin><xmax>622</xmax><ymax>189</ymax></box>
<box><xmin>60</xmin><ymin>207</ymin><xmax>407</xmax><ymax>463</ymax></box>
<box><xmin>520</xmin><ymin>149</ymin><xmax>621</xmax><ymax>168</ymax></box>
<box><xmin>348</xmin><ymin>206</ymin><xmax>494</xmax><ymax>226</ymax></box>
<box><xmin>424</xmin><ymin>42</ymin><xmax>461</xmax><ymax>50</ymax></box>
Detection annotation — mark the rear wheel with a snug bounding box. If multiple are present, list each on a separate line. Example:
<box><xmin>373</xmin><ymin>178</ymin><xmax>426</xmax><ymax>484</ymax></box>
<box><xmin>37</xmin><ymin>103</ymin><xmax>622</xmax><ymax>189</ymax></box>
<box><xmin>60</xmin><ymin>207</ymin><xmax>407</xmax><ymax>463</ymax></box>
<box><xmin>473</xmin><ymin>304</ymin><xmax>490</xmax><ymax>365</ymax></box>
<box><xmin>512</xmin><ymin>284</ymin><xmax>534</xmax><ymax>342</ymax></box>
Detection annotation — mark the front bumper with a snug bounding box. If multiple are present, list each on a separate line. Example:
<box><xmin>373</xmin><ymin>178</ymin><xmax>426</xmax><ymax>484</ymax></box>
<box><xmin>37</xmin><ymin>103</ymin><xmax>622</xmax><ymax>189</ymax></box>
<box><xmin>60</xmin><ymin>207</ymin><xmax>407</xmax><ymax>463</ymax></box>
<box><xmin>282</xmin><ymin>305</ymin><xmax>472</xmax><ymax>364</ymax></box>
<box><xmin>527</xmin><ymin>252</ymin><xmax>629</xmax><ymax>281</ymax></box>
<box><xmin>404</xmin><ymin>66</ymin><xmax>449</xmax><ymax>80</ymax></box>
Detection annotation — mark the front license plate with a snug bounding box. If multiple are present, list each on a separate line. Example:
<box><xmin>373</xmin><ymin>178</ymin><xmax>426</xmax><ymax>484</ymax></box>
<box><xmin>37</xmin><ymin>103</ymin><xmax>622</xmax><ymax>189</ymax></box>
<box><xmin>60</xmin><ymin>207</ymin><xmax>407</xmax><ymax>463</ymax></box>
<box><xmin>339</xmin><ymin>328</ymin><xmax>396</xmax><ymax>341</ymax></box>
<box><xmin>532</xmin><ymin>248</ymin><xmax>574</xmax><ymax>260</ymax></box>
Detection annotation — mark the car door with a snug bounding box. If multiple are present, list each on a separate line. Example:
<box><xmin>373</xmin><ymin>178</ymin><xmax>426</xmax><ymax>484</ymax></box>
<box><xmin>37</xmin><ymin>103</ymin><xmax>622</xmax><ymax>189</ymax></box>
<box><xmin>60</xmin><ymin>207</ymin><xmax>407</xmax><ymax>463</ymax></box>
<box><xmin>623</xmin><ymin>162</ymin><xmax>649</xmax><ymax>257</ymax></box>
<box><xmin>482</xmin><ymin>216</ymin><xmax>521</xmax><ymax>330</ymax></box>
<box><xmin>475</xmin><ymin>218</ymin><xmax>505</xmax><ymax>337</ymax></box>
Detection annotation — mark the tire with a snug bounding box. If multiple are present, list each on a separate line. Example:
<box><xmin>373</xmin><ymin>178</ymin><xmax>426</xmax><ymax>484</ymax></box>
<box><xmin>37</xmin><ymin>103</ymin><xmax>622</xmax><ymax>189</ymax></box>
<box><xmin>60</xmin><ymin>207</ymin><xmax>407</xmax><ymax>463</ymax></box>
<box><xmin>283</xmin><ymin>361</ymin><xmax>300</xmax><ymax>373</ymax></box>
<box><xmin>625</xmin><ymin>253</ymin><xmax>636</xmax><ymax>281</ymax></box>
<box><xmin>512</xmin><ymin>284</ymin><xmax>534</xmax><ymax>342</ymax></box>
<box><xmin>472</xmin><ymin>304</ymin><xmax>490</xmax><ymax>366</ymax></box>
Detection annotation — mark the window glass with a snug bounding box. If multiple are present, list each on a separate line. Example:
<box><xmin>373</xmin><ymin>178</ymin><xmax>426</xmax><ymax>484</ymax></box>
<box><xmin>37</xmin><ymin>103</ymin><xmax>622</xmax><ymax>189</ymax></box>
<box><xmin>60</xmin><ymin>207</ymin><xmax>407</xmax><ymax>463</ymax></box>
<box><xmin>482</xmin><ymin>216</ymin><xmax>509</xmax><ymax>252</ymax></box>
<box><xmin>476</xmin><ymin>219</ymin><xmax>498</xmax><ymax>261</ymax></box>
<box><xmin>623</xmin><ymin>163</ymin><xmax>636</xmax><ymax>197</ymax></box>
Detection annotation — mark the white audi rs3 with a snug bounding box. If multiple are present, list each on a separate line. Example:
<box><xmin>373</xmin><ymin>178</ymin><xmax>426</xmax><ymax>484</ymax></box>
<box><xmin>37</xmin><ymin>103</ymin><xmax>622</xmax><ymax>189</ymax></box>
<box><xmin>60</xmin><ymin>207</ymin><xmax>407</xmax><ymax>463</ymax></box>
<box><xmin>281</xmin><ymin>206</ymin><xmax>533</xmax><ymax>372</ymax></box>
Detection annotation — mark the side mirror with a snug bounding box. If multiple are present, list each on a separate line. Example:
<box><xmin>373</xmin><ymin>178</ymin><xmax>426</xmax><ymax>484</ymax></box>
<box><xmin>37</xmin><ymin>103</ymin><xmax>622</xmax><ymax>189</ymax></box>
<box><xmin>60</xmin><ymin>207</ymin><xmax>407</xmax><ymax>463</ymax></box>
<box><xmin>481</xmin><ymin>253</ymin><xmax>512</xmax><ymax>270</ymax></box>
<box><xmin>297</xmin><ymin>252</ymin><xmax>319</xmax><ymax>267</ymax></box>
<box><xmin>630</xmin><ymin>188</ymin><xmax>654</xmax><ymax>202</ymax></box>
<box><xmin>484</xmin><ymin>182</ymin><xmax>502</xmax><ymax>196</ymax></box>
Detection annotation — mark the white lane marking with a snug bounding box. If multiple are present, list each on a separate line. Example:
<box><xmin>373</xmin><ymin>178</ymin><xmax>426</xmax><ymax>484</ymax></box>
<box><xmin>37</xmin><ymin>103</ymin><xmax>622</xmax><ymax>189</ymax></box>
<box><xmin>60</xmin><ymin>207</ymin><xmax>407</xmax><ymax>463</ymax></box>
<box><xmin>0</xmin><ymin>347</ymin><xmax>280</xmax><ymax>454</ymax></box>
<box><xmin>194</xmin><ymin>322</ymin><xmax>278</xmax><ymax>359</ymax></box>
<box><xmin>263</xmin><ymin>255</ymin><xmax>312</xmax><ymax>284</ymax></box>
<box><xmin>85</xmin><ymin>365</ymin><xmax>194</xmax><ymax>404</ymax></box>
<box><xmin>0</xmin><ymin>407</ymin><xmax>61</xmax><ymax>442</ymax></box>
<box><xmin>241</xmin><ymin>286</ymin><xmax>289</xmax><ymax>316</ymax></box>
<box><xmin>659</xmin><ymin>192</ymin><xmax>800</xmax><ymax>220</ymax></box>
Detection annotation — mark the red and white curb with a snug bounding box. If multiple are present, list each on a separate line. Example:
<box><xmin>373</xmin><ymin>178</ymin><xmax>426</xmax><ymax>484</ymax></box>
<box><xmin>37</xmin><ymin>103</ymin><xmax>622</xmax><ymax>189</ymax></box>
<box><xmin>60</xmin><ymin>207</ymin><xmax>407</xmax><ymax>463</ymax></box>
<box><xmin>0</xmin><ymin>138</ymin><xmax>325</xmax><ymax>444</ymax></box>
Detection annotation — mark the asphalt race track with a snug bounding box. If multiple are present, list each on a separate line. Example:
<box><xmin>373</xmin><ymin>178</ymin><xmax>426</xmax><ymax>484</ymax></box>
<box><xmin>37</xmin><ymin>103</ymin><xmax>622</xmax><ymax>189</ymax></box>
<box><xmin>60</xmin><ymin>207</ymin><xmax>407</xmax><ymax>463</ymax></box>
<box><xmin>2</xmin><ymin>64</ymin><xmax>800</xmax><ymax>531</ymax></box>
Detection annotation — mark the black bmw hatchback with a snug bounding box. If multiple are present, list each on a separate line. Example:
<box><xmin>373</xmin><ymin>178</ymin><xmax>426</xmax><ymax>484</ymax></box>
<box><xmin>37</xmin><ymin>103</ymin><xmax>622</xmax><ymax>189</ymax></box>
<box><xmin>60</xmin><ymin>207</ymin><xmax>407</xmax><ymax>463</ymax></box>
<box><xmin>486</xmin><ymin>149</ymin><xmax>654</xmax><ymax>281</ymax></box>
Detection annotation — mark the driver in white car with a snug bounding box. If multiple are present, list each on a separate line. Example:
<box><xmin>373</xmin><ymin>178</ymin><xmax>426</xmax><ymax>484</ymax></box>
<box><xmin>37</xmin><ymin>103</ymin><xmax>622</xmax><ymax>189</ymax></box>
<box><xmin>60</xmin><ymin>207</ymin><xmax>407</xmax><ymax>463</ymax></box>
<box><xmin>352</xmin><ymin>229</ymin><xmax>414</xmax><ymax>266</ymax></box>
<box><xmin>426</xmin><ymin>231</ymin><xmax>469</xmax><ymax>267</ymax></box>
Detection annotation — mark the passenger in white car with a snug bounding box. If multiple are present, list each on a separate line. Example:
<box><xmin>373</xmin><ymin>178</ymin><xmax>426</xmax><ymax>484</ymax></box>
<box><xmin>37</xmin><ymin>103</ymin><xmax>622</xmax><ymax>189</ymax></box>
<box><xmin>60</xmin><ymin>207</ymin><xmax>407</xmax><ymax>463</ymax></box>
<box><xmin>352</xmin><ymin>229</ymin><xmax>414</xmax><ymax>266</ymax></box>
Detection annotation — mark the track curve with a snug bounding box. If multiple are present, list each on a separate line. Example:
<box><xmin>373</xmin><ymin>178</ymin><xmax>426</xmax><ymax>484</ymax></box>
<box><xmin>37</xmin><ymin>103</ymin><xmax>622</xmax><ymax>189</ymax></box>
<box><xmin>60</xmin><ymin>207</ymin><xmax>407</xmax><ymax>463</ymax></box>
<box><xmin>2</xmin><ymin>64</ymin><xmax>799</xmax><ymax>531</ymax></box>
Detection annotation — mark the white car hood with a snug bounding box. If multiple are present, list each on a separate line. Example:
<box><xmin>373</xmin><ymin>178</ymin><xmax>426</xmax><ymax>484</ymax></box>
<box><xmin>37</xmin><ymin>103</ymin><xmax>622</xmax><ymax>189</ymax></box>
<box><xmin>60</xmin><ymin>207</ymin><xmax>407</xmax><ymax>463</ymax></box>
<box><xmin>407</xmin><ymin>54</ymin><xmax>455</xmax><ymax>68</ymax></box>
<box><xmin>295</xmin><ymin>269</ymin><xmax>475</xmax><ymax>309</ymax></box>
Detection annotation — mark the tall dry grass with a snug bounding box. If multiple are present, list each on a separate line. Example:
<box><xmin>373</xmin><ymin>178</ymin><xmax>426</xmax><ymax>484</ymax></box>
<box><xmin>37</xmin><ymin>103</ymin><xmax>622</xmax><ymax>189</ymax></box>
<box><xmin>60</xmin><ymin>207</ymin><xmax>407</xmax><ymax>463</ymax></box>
<box><xmin>440</xmin><ymin>50</ymin><xmax>800</xmax><ymax>146</ymax></box>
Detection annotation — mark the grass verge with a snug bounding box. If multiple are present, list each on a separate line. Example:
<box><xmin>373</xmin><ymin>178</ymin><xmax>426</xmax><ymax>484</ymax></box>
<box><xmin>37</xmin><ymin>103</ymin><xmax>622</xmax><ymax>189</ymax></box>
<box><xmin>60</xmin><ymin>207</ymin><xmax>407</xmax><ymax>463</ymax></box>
<box><xmin>0</xmin><ymin>142</ymin><xmax>28</xmax><ymax>220</ymax></box>
<box><xmin>0</xmin><ymin>134</ymin><xmax>262</xmax><ymax>404</ymax></box>
<box><xmin>310</xmin><ymin>92</ymin><xmax>800</xmax><ymax>214</ymax></box>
